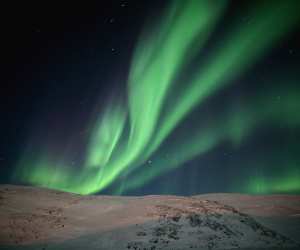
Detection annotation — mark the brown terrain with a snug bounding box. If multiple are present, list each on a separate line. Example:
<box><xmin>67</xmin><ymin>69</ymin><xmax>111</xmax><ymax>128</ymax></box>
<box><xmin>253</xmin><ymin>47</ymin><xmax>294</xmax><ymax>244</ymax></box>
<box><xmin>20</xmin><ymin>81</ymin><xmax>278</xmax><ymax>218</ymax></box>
<box><xmin>0</xmin><ymin>185</ymin><xmax>300</xmax><ymax>250</ymax></box>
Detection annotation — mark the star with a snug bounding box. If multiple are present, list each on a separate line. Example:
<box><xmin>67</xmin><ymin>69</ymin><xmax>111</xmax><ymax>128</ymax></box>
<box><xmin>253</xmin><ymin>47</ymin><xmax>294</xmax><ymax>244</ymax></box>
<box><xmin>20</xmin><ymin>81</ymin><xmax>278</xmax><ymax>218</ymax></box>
<box><xmin>79</xmin><ymin>99</ymin><xmax>87</xmax><ymax>105</ymax></box>
<box><xmin>80</xmin><ymin>129</ymin><xmax>89</xmax><ymax>135</ymax></box>
<box><xmin>242</xmin><ymin>16</ymin><xmax>252</xmax><ymax>24</ymax></box>
<box><xmin>223</xmin><ymin>152</ymin><xmax>233</xmax><ymax>158</ymax></box>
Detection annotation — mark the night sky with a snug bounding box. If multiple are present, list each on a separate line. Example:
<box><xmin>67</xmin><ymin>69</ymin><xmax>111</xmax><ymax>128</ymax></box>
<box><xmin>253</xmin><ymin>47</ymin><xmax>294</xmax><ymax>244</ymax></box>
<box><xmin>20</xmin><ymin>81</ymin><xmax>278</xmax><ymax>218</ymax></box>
<box><xmin>1</xmin><ymin>0</ymin><xmax>300</xmax><ymax>196</ymax></box>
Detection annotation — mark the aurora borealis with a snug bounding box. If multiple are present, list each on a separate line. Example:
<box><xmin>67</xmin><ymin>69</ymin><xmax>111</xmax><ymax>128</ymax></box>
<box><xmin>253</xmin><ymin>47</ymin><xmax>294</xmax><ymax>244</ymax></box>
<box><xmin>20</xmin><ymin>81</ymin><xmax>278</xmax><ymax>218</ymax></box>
<box><xmin>5</xmin><ymin>1</ymin><xmax>300</xmax><ymax>195</ymax></box>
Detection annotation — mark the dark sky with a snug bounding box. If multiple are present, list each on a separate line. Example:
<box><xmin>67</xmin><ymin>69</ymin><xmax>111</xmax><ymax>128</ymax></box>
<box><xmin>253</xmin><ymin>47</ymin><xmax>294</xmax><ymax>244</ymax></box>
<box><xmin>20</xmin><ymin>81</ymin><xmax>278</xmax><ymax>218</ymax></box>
<box><xmin>1</xmin><ymin>0</ymin><xmax>157</xmax><ymax>181</ymax></box>
<box><xmin>1</xmin><ymin>1</ymin><xmax>300</xmax><ymax>195</ymax></box>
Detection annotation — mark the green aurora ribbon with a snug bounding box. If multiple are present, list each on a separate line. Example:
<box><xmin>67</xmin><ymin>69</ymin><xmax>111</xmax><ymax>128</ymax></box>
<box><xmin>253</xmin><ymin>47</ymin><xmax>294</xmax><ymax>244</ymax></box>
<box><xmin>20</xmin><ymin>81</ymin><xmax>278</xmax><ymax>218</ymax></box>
<box><xmin>15</xmin><ymin>0</ymin><xmax>300</xmax><ymax>194</ymax></box>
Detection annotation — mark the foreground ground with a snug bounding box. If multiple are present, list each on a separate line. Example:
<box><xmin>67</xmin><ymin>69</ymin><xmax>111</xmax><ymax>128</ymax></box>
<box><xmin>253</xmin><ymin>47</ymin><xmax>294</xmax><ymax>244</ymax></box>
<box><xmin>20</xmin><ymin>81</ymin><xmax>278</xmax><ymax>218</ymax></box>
<box><xmin>0</xmin><ymin>185</ymin><xmax>300</xmax><ymax>250</ymax></box>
